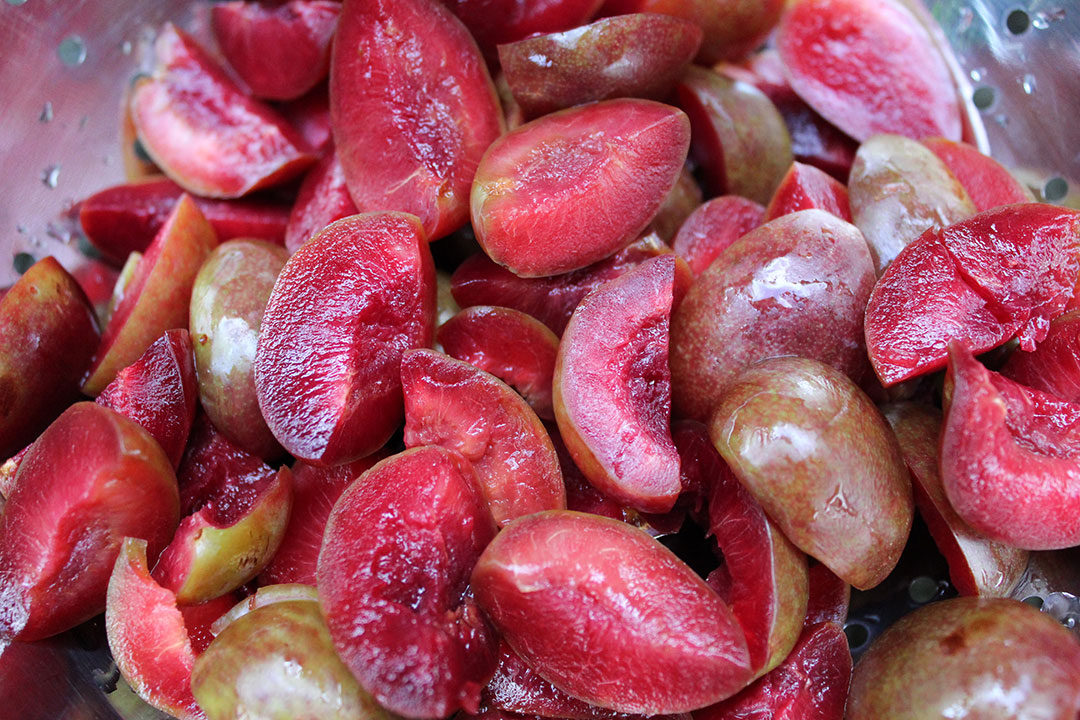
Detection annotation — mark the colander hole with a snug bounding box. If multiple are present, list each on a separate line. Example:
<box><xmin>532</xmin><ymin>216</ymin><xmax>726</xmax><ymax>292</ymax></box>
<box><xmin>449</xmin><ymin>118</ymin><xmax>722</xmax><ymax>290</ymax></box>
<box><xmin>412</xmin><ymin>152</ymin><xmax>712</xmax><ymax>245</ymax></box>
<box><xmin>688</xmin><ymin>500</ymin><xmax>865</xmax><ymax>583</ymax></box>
<box><xmin>13</xmin><ymin>253</ymin><xmax>34</xmax><ymax>275</ymax></box>
<box><xmin>57</xmin><ymin>35</ymin><xmax>87</xmax><ymax>67</ymax></box>
<box><xmin>1044</xmin><ymin>177</ymin><xmax>1069</xmax><ymax>202</ymax></box>
<box><xmin>908</xmin><ymin>576</ymin><xmax>938</xmax><ymax>604</ymax></box>
<box><xmin>972</xmin><ymin>86</ymin><xmax>997</xmax><ymax>111</ymax></box>
<box><xmin>844</xmin><ymin>621</ymin><xmax>871</xmax><ymax>651</ymax></box>
<box><xmin>1023</xmin><ymin>595</ymin><xmax>1045</xmax><ymax>609</ymax></box>
<box><xmin>1006</xmin><ymin>8</ymin><xmax>1031</xmax><ymax>35</ymax></box>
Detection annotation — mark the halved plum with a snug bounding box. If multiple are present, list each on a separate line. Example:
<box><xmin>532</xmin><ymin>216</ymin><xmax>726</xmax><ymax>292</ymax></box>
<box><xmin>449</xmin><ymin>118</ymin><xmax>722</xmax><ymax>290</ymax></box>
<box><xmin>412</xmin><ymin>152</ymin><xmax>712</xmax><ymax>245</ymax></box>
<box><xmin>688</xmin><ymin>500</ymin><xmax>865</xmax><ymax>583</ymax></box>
<box><xmin>96</xmin><ymin>329</ymin><xmax>198</xmax><ymax>469</ymax></box>
<box><xmin>711</xmin><ymin>357</ymin><xmax>913</xmax><ymax>590</ymax></box>
<box><xmin>671</xmin><ymin>196</ymin><xmax>764</xmax><ymax>276</ymax></box>
<box><xmin>0</xmin><ymin>403</ymin><xmax>179</xmax><ymax>641</ymax></box>
<box><xmin>212</xmin><ymin>0</ymin><xmax>340</xmax><ymax>101</ymax></box>
<box><xmin>1001</xmin><ymin>309</ymin><xmax>1080</xmax><ymax>402</ymax></box>
<box><xmin>209</xmin><ymin>583</ymin><xmax>319</xmax><ymax>636</ymax></box>
<box><xmin>439</xmin><ymin>0</ymin><xmax>604</xmax><ymax>61</ymax></box>
<box><xmin>79</xmin><ymin>177</ymin><xmax>290</xmax><ymax>265</ymax></box>
<box><xmin>318</xmin><ymin>446</ymin><xmax>499</xmax><ymax>718</ymax></box>
<box><xmin>804</xmin><ymin>564</ymin><xmax>850</xmax><ymax>629</ymax></box>
<box><xmin>284</xmin><ymin>150</ymin><xmax>357</xmax><ymax>253</ymax></box>
<box><xmin>472</xmin><ymin>99</ymin><xmax>689</xmax><ymax>277</ymax></box>
<box><xmin>497</xmin><ymin>14</ymin><xmax>702</xmax><ymax>118</ymax></box>
<box><xmin>255</xmin><ymin>213</ymin><xmax>435</xmax><ymax>465</ymax></box>
<box><xmin>0</xmin><ymin>257</ymin><xmax>99</xmax><ymax>458</ymax></box>
<box><xmin>82</xmin><ymin>194</ymin><xmax>217</xmax><ymax>396</ymax></box>
<box><xmin>863</xmin><ymin>203</ymin><xmax>1080</xmax><ymax>386</ymax></box>
<box><xmin>777</xmin><ymin>0</ymin><xmax>961</xmax><ymax>142</ymax></box>
<box><xmin>130</xmin><ymin>24</ymin><xmax>314</xmax><ymax>198</ymax></box>
<box><xmin>649</xmin><ymin>166</ymin><xmax>702</xmax><ymax>242</ymax></box>
<box><xmin>670</xmin><ymin>209</ymin><xmax>875</xmax><ymax>422</ymax></box>
<box><xmin>941</xmin><ymin>343</ymin><xmax>1080</xmax><ymax>550</ymax></box>
<box><xmin>331</xmin><ymin>0</ymin><xmax>503</xmax><ymax>241</ymax></box>
<box><xmin>437</xmin><ymin>306</ymin><xmax>560</xmax><ymax>420</ymax></box>
<box><xmin>554</xmin><ymin>255</ymin><xmax>680</xmax><ymax>514</ymax></box>
<box><xmin>472</xmin><ymin>511</ymin><xmax>753</xmax><ymax>714</ymax></box>
<box><xmin>763</xmin><ymin>161</ymin><xmax>851</xmax><ymax>223</ymax></box>
<box><xmin>922</xmin><ymin>136</ymin><xmax>1033</xmax><ymax>211</ymax></box>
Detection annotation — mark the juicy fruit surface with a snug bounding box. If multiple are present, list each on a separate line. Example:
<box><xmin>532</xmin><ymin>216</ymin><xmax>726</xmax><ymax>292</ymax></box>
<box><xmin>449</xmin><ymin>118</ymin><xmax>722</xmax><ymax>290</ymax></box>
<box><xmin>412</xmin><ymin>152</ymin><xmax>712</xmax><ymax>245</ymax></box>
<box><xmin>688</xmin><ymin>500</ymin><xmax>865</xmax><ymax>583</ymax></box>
<box><xmin>921</xmin><ymin>136</ymin><xmax>1033</xmax><ymax>212</ymax></box>
<box><xmin>1001</xmin><ymin>308</ymin><xmax>1080</xmax><ymax>402</ymax></box>
<box><xmin>284</xmin><ymin>150</ymin><xmax>357</xmax><ymax>253</ymax></box>
<box><xmin>439</xmin><ymin>0</ymin><xmax>604</xmax><ymax>59</ymax></box>
<box><xmin>472</xmin><ymin>511</ymin><xmax>753</xmax><ymax>714</ymax></box>
<box><xmin>763</xmin><ymin>161</ymin><xmax>851</xmax><ymax>223</ymax></box>
<box><xmin>255</xmin><ymin>212</ymin><xmax>435</xmax><ymax>465</ymax></box>
<box><xmin>671</xmin><ymin>195</ymin><xmax>764</xmax><ymax>276</ymax></box>
<box><xmin>331</xmin><ymin>0</ymin><xmax>503</xmax><ymax>240</ymax></box>
<box><xmin>847</xmin><ymin>598</ymin><xmax>1080</xmax><ymax>719</ymax></box>
<box><xmin>471</xmin><ymin>99</ymin><xmax>690</xmax><ymax>277</ymax></box>
<box><xmin>318</xmin><ymin>447</ymin><xmax>498</xmax><ymax>718</ymax></box>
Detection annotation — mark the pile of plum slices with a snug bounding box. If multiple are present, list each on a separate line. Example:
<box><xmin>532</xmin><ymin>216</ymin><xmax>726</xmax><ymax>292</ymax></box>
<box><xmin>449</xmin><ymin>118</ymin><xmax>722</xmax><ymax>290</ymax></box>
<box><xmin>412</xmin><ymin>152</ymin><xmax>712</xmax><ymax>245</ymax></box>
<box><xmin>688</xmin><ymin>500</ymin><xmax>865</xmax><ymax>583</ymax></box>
<box><xmin>2</xmin><ymin>0</ymin><xmax>1080</xmax><ymax>717</ymax></box>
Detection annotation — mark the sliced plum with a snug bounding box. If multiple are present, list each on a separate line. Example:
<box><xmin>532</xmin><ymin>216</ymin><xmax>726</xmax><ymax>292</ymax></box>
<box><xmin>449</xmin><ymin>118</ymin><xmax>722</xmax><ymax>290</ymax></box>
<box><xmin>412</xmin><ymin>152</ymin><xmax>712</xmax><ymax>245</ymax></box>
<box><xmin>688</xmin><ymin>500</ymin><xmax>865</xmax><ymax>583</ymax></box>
<box><xmin>864</xmin><ymin>203</ymin><xmax>1080</xmax><ymax>386</ymax></box>
<box><xmin>73</xmin><ymin>258</ymin><xmax>120</xmax><ymax>325</ymax></box>
<box><xmin>0</xmin><ymin>403</ymin><xmax>179</xmax><ymax>641</ymax></box>
<box><xmin>317</xmin><ymin>446</ymin><xmax>499</xmax><ymax>718</ymax></box>
<box><xmin>497</xmin><ymin>14</ymin><xmax>701</xmax><ymax>118</ymax></box>
<box><xmin>255</xmin><ymin>212</ymin><xmax>435</xmax><ymax>465</ymax></box>
<box><xmin>1001</xmin><ymin>309</ymin><xmax>1080</xmax><ymax>403</ymax></box>
<box><xmin>209</xmin><ymin>583</ymin><xmax>319</xmax><ymax>636</ymax></box>
<box><xmin>675</xmin><ymin>66</ymin><xmax>792</xmax><ymax>205</ymax></box>
<box><xmin>804</xmin><ymin>564</ymin><xmax>849</xmax><ymax>629</ymax></box>
<box><xmin>96</xmin><ymin>329</ymin><xmax>198</xmax><ymax>469</ymax></box>
<box><xmin>940</xmin><ymin>343</ymin><xmax>1080</xmax><ymax>550</ymax></box>
<box><xmin>763</xmin><ymin>161</ymin><xmax>851</xmax><ymax>223</ymax></box>
<box><xmin>437</xmin><ymin>306</ymin><xmax>560</xmax><ymax>420</ymax></box>
<box><xmin>670</xmin><ymin>209</ymin><xmax>875</xmax><ymax>422</ymax></box>
<box><xmin>554</xmin><ymin>255</ymin><xmax>680</xmax><ymax>514</ymax></box>
<box><xmin>439</xmin><ymin>0</ymin><xmax>604</xmax><ymax>61</ymax></box>
<box><xmin>472</xmin><ymin>510</ymin><xmax>753</xmax><ymax>714</ymax></box>
<box><xmin>130</xmin><ymin>24</ymin><xmax>314</xmax><ymax>198</ymax></box>
<box><xmin>776</xmin><ymin>0</ymin><xmax>962</xmax><ymax>142</ymax></box>
<box><xmin>280</xmin><ymin>86</ymin><xmax>333</xmax><ymax>156</ymax></box>
<box><xmin>711</xmin><ymin>357</ymin><xmax>914</xmax><ymax>590</ymax></box>
<box><xmin>79</xmin><ymin>177</ymin><xmax>290</xmax><ymax>265</ymax></box>
<box><xmin>549</xmin><ymin>422</ymin><xmax>629</xmax><ymax>523</ymax></box>
<box><xmin>190</xmin><ymin>239</ymin><xmax>289</xmax><ymax>460</ymax></box>
<box><xmin>82</xmin><ymin>194</ymin><xmax>217</xmax><ymax>396</ymax></box>
<box><xmin>331</xmin><ymin>0</ymin><xmax>503</xmax><ymax>241</ymax></box>
<box><xmin>284</xmin><ymin>150</ymin><xmax>357</xmax><ymax>253</ymax></box>
<box><xmin>451</xmin><ymin>234</ymin><xmax>690</xmax><ymax>335</ymax></box>
<box><xmin>472</xmin><ymin>99</ymin><xmax>689</xmax><ymax>277</ymax></box>
<box><xmin>847</xmin><ymin>134</ymin><xmax>975</xmax><ymax>275</ymax></box>
<box><xmin>922</xmin><ymin>136</ymin><xmax>1033</xmax><ymax>211</ymax></box>
<box><xmin>0</xmin><ymin>257</ymin><xmax>99</xmax><ymax>458</ymax></box>
<box><xmin>212</xmin><ymin>0</ymin><xmax>340</xmax><ymax>101</ymax></box>
<box><xmin>649</xmin><ymin>166</ymin><xmax>702</xmax><ymax>242</ymax></box>
<box><xmin>671</xmin><ymin>196</ymin><xmax>764</xmax><ymax>276</ymax></box>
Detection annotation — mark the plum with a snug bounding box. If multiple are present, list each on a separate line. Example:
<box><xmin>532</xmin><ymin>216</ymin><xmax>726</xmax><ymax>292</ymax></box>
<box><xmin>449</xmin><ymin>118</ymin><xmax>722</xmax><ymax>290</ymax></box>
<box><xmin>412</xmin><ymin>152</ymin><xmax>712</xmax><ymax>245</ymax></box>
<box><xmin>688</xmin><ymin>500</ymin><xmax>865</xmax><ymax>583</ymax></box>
<box><xmin>103</xmin><ymin>251</ymin><xmax>141</xmax><ymax>327</ymax></box>
<box><xmin>130</xmin><ymin>24</ymin><xmax>314</xmax><ymax>198</ymax></box>
<box><xmin>940</xmin><ymin>343</ymin><xmax>1080</xmax><ymax>550</ymax></box>
<box><xmin>649</xmin><ymin>167</ymin><xmax>702</xmax><ymax>242</ymax></box>
<box><xmin>0</xmin><ymin>403</ymin><xmax>179</xmax><ymax>641</ymax></box>
<box><xmin>497</xmin><ymin>14</ymin><xmax>702</xmax><ymax>118</ymax></box>
<box><xmin>554</xmin><ymin>255</ymin><xmax>681</xmax><ymax>514</ymax></box>
<box><xmin>675</xmin><ymin>66</ymin><xmax>792</xmax><ymax>205</ymax></box>
<box><xmin>670</xmin><ymin>209</ymin><xmax>875</xmax><ymax>422</ymax></box>
<box><xmin>208</xmin><ymin>583</ymin><xmax>319</xmax><ymax>637</ymax></box>
<box><xmin>96</xmin><ymin>329</ymin><xmax>198</xmax><ymax>469</ymax></box>
<box><xmin>710</xmin><ymin>357</ymin><xmax>913</xmax><ymax>590</ymax></box>
<box><xmin>763</xmin><ymin>161</ymin><xmax>851</xmax><ymax>223</ymax></box>
<box><xmin>848</xmin><ymin>134</ymin><xmax>975</xmax><ymax>275</ymax></box>
<box><xmin>884</xmin><ymin>401</ymin><xmax>1028</xmax><ymax>596</ymax></box>
<box><xmin>472</xmin><ymin>511</ymin><xmax>753</xmax><ymax>714</ymax></box>
<box><xmin>191</xmin><ymin>239</ymin><xmax>289</xmax><ymax>460</ymax></box>
<box><xmin>777</xmin><ymin>0</ymin><xmax>961</xmax><ymax>142</ymax></box>
<box><xmin>847</xmin><ymin>597</ymin><xmax>1080</xmax><ymax>718</ymax></box>
<box><xmin>318</xmin><ymin>446</ymin><xmax>498</xmax><ymax>718</ymax></box>
<box><xmin>804</xmin><ymin>564</ymin><xmax>849</xmax><ymax>628</ymax></box>
<box><xmin>922</xmin><ymin>136</ymin><xmax>1034</xmax><ymax>211</ymax></box>
<box><xmin>255</xmin><ymin>212</ymin><xmax>435</xmax><ymax>466</ymax></box>
<box><xmin>192</xmin><ymin>599</ymin><xmax>395</xmax><ymax>720</ymax></box>
<box><xmin>437</xmin><ymin>306</ymin><xmax>560</xmax><ymax>420</ymax></box>
<box><xmin>472</xmin><ymin>99</ymin><xmax>689</xmax><ymax>277</ymax></box>
<box><xmin>331</xmin><ymin>0</ymin><xmax>503</xmax><ymax>241</ymax></box>
<box><xmin>212</xmin><ymin>0</ymin><xmax>340</xmax><ymax>101</ymax></box>
<box><xmin>439</xmin><ymin>0</ymin><xmax>604</xmax><ymax>61</ymax></box>
<box><xmin>283</xmin><ymin>151</ymin><xmax>357</xmax><ymax>253</ymax></box>
<box><xmin>1001</xmin><ymin>308</ymin><xmax>1080</xmax><ymax>402</ymax></box>
<box><xmin>82</xmin><ymin>194</ymin><xmax>217</xmax><ymax>396</ymax></box>
<box><xmin>549</xmin><ymin>422</ymin><xmax>629</xmax><ymax>523</ymax></box>
<box><xmin>0</xmin><ymin>257</ymin><xmax>99</xmax><ymax>458</ymax></box>
<box><xmin>863</xmin><ymin>203</ymin><xmax>1080</xmax><ymax>386</ymax></box>
<box><xmin>72</xmin><ymin>259</ymin><xmax>120</xmax><ymax>325</ymax></box>
<box><xmin>280</xmin><ymin>86</ymin><xmax>333</xmax><ymax>156</ymax></box>
<box><xmin>671</xmin><ymin>195</ymin><xmax>764</xmax><ymax>276</ymax></box>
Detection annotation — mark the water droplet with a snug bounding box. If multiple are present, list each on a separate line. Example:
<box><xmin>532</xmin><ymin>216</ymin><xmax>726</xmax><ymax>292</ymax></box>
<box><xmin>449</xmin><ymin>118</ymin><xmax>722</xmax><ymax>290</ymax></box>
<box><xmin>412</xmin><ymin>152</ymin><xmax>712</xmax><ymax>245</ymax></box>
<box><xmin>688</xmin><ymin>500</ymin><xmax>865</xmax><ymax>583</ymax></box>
<box><xmin>39</xmin><ymin>101</ymin><xmax>53</xmax><ymax>123</ymax></box>
<box><xmin>40</xmin><ymin>164</ymin><xmax>60</xmax><ymax>188</ymax></box>
<box><xmin>57</xmin><ymin>35</ymin><xmax>87</xmax><ymax>67</ymax></box>
<box><xmin>958</xmin><ymin>7</ymin><xmax>974</xmax><ymax>31</ymax></box>
<box><xmin>994</xmin><ymin>113</ymin><xmax>1010</xmax><ymax>127</ymax></box>
<box><xmin>1032</xmin><ymin>13</ymin><xmax>1050</xmax><ymax>29</ymax></box>
<box><xmin>15</xmin><ymin>224</ymin><xmax>28</xmax><ymax>235</ymax></box>
<box><xmin>1020</xmin><ymin>74</ymin><xmax>1037</xmax><ymax>94</ymax></box>
<box><xmin>121</xmin><ymin>40</ymin><xmax>133</xmax><ymax>56</ymax></box>
<box><xmin>970</xmin><ymin>68</ymin><xmax>985</xmax><ymax>82</ymax></box>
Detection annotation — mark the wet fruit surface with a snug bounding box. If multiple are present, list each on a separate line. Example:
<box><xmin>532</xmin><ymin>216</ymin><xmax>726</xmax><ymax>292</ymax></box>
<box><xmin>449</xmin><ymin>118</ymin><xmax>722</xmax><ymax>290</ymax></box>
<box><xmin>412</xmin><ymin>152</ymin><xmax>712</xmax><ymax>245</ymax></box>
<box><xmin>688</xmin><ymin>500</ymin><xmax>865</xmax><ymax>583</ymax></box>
<box><xmin>671</xmin><ymin>196</ymin><xmax>764</xmax><ymax>277</ymax></box>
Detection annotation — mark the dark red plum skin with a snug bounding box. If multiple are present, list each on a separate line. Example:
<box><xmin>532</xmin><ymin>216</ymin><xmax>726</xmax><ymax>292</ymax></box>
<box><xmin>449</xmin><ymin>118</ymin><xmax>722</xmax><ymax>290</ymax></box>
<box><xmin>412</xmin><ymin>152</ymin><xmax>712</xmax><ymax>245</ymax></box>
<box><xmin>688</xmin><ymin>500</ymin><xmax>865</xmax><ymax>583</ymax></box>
<box><xmin>804</xmin><ymin>564</ymin><xmax>849</xmax><ymax>628</ymax></box>
<box><xmin>0</xmin><ymin>257</ymin><xmax>99</xmax><ymax>459</ymax></box>
<box><xmin>670</xmin><ymin>209</ymin><xmax>875</xmax><ymax>423</ymax></box>
<box><xmin>0</xmin><ymin>403</ymin><xmax>179</xmax><ymax>642</ymax></box>
<box><xmin>777</xmin><ymin>0</ymin><xmax>961</xmax><ymax>143</ymax></box>
<box><xmin>318</xmin><ymin>446</ymin><xmax>499</xmax><ymax>719</ymax></box>
<box><xmin>864</xmin><ymin>203</ymin><xmax>1080</xmax><ymax>386</ymax></box>
<box><xmin>710</xmin><ymin>357</ymin><xmax>914</xmax><ymax>590</ymax></box>
<box><xmin>764</xmin><ymin>161</ymin><xmax>851</xmax><ymax>223</ymax></box>
<box><xmin>439</xmin><ymin>0</ymin><xmax>604</xmax><ymax>61</ymax></box>
<box><xmin>331</xmin><ymin>0</ymin><xmax>503</xmax><ymax>241</ymax></box>
<box><xmin>472</xmin><ymin>511</ymin><xmax>753</xmax><ymax>714</ymax></box>
<box><xmin>847</xmin><ymin>598</ymin><xmax>1080</xmax><ymax>719</ymax></box>
<box><xmin>284</xmin><ymin>150</ymin><xmax>357</xmax><ymax>253</ymax></box>
<box><xmin>497</xmin><ymin>14</ymin><xmax>702</xmax><ymax>118</ymax></box>
<box><xmin>255</xmin><ymin>212</ymin><xmax>436</xmax><ymax>466</ymax></box>
<box><xmin>472</xmin><ymin>99</ymin><xmax>689</xmax><ymax>277</ymax></box>
<box><xmin>554</xmin><ymin>255</ymin><xmax>681</xmax><ymax>514</ymax></box>
<box><xmin>884</xmin><ymin>401</ymin><xmax>1028</xmax><ymax>597</ymax></box>
<box><xmin>941</xmin><ymin>343</ymin><xmax>1080</xmax><ymax>550</ymax></box>
<box><xmin>1001</xmin><ymin>308</ymin><xmax>1080</xmax><ymax>403</ymax></box>
<box><xmin>671</xmin><ymin>195</ymin><xmax>764</xmax><ymax>276</ymax></box>
<box><xmin>922</xmin><ymin>136</ymin><xmax>1033</xmax><ymax>211</ymax></box>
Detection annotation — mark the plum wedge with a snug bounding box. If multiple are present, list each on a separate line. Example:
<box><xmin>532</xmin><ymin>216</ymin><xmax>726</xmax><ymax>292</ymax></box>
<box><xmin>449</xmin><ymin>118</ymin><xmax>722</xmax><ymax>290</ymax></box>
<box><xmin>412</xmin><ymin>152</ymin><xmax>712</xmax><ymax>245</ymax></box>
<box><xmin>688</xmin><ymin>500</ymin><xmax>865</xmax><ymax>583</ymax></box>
<box><xmin>1001</xmin><ymin>309</ymin><xmax>1080</xmax><ymax>403</ymax></box>
<box><xmin>763</xmin><ymin>161</ymin><xmax>851</xmax><ymax>223</ymax></box>
<box><xmin>439</xmin><ymin>0</ymin><xmax>604</xmax><ymax>60</ymax></box>
<box><xmin>922</xmin><ymin>136</ymin><xmax>1033</xmax><ymax>211</ymax></box>
<box><xmin>472</xmin><ymin>99</ymin><xmax>689</xmax><ymax>277</ymax></box>
<box><xmin>671</xmin><ymin>196</ymin><xmax>764</xmax><ymax>277</ymax></box>
<box><xmin>554</xmin><ymin>255</ymin><xmax>681</xmax><ymax>514</ymax></box>
<box><xmin>284</xmin><ymin>150</ymin><xmax>357</xmax><ymax>253</ymax></box>
<box><xmin>255</xmin><ymin>212</ymin><xmax>435</xmax><ymax>465</ymax></box>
